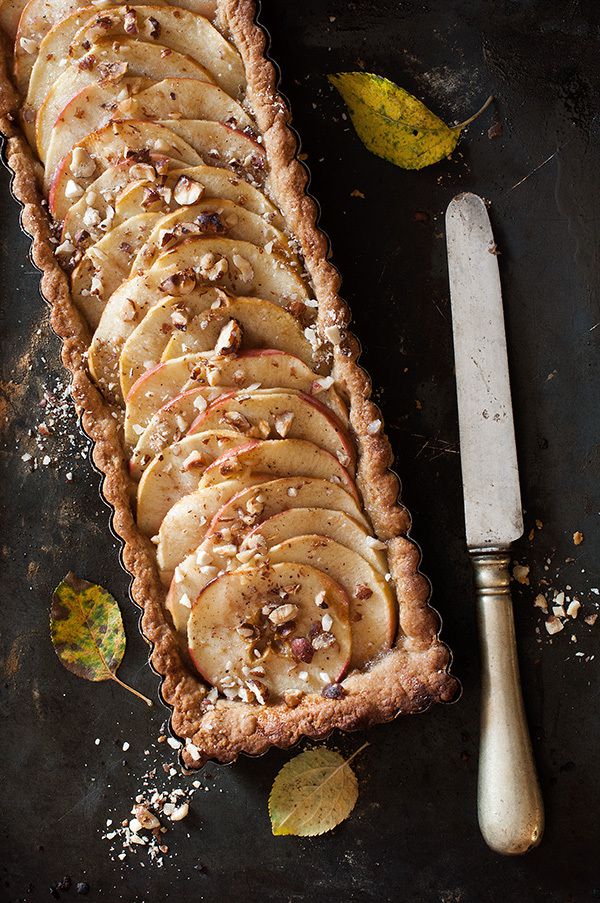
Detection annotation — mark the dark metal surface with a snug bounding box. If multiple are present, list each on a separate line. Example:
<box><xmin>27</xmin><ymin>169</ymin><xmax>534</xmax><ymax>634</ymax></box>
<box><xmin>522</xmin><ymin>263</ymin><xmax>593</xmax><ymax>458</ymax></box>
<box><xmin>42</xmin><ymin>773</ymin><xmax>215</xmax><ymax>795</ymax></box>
<box><xmin>2</xmin><ymin>1</ymin><xmax>599</xmax><ymax>900</ymax></box>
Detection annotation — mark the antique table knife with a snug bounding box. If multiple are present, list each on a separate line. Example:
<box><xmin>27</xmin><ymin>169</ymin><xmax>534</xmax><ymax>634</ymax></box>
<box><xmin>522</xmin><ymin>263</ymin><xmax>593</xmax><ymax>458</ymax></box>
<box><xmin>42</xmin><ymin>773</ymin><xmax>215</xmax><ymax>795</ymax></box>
<box><xmin>445</xmin><ymin>192</ymin><xmax>544</xmax><ymax>855</ymax></box>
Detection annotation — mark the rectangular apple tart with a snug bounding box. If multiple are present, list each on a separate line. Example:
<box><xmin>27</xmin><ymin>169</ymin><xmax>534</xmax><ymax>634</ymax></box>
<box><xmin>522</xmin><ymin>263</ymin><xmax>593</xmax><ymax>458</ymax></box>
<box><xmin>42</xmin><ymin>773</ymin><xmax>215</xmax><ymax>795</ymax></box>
<box><xmin>0</xmin><ymin>0</ymin><xmax>456</xmax><ymax>764</ymax></box>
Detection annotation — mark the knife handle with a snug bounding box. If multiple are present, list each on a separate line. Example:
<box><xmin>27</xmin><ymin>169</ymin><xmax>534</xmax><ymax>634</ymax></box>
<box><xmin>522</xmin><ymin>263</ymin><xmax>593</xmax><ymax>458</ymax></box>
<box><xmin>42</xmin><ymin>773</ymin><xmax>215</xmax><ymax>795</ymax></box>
<box><xmin>470</xmin><ymin>548</ymin><xmax>544</xmax><ymax>855</ymax></box>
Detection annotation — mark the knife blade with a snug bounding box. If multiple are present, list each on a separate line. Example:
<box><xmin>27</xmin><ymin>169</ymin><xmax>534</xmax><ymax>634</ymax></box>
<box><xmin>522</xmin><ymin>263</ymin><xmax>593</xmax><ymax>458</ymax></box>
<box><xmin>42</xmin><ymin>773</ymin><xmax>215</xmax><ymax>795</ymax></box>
<box><xmin>446</xmin><ymin>192</ymin><xmax>544</xmax><ymax>856</ymax></box>
<box><xmin>446</xmin><ymin>191</ymin><xmax>523</xmax><ymax>549</ymax></box>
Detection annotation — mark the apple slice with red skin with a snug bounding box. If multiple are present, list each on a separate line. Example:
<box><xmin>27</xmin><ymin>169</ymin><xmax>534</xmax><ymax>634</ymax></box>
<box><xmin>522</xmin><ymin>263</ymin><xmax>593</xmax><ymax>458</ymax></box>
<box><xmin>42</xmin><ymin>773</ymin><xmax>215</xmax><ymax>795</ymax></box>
<box><xmin>128</xmin><ymin>387</ymin><xmax>225</xmax><ymax>478</ymax></box>
<box><xmin>49</xmin><ymin>122</ymin><xmax>202</xmax><ymax>221</ymax></box>
<box><xmin>89</xmin><ymin>237</ymin><xmax>311</xmax><ymax>404</ymax></box>
<box><xmin>48</xmin><ymin>86</ymin><xmax>260</xmax><ymax>190</ymax></box>
<box><xmin>115</xmin><ymin>78</ymin><xmax>254</xmax><ymax>129</ymax></box>
<box><xmin>42</xmin><ymin>77</ymin><xmax>152</xmax><ymax>183</ymax></box>
<box><xmin>67</xmin><ymin>6</ymin><xmax>245</xmax><ymax>97</ymax></box>
<box><xmin>242</xmin><ymin>508</ymin><xmax>387</xmax><ymax>574</ymax></box>
<box><xmin>121</xmin><ymin>294</ymin><xmax>316</xmax><ymax>404</ymax></box>
<box><xmin>37</xmin><ymin>43</ymin><xmax>213</xmax><ymax>162</ymax></box>
<box><xmin>123</xmin><ymin>349</ymin><xmax>341</xmax><ymax>446</ymax></box>
<box><xmin>187</xmin><ymin>562</ymin><xmax>352</xmax><ymax>698</ymax></box>
<box><xmin>159</xmin><ymin>296</ymin><xmax>312</xmax><ymax>366</ymax></box>
<box><xmin>60</xmin><ymin>157</ymin><xmax>282</xmax><ymax>248</ymax></box>
<box><xmin>197</xmin><ymin>439</ymin><xmax>358</xmax><ymax>500</ymax></box>
<box><xmin>153</xmin><ymin>120</ymin><xmax>266</xmax><ymax>184</ymax></box>
<box><xmin>59</xmin><ymin>160</ymin><xmax>184</xmax><ymax>245</ymax></box>
<box><xmin>156</xmin><ymin>477</ymin><xmax>263</xmax><ymax>586</ymax></box>
<box><xmin>120</xmin><ymin>288</ymin><xmax>223</xmax><ymax>402</ymax></box>
<box><xmin>168</xmin><ymin>506</ymin><xmax>380</xmax><ymax>634</ymax></box>
<box><xmin>207</xmin><ymin>477</ymin><xmax>368</xmax><ymax>539</ymax></box>
<box><xmin>42</xmin><ymin>76</ymin><xmax>151</xmax><ymax>176</ymax></box>
<box><xmin>188</xmin><ymin>390</ymin><xmax>356</xmax><ymax>474</ymax></box>
<box><xmin>135</xmin><ymin>429</ymin><xmax>247</xmax><ymax>536</ymax></box>
<box><xmin>267</xmin><ymin>535</ymin><xmax>397</xmax><ymax>669</ymax></box>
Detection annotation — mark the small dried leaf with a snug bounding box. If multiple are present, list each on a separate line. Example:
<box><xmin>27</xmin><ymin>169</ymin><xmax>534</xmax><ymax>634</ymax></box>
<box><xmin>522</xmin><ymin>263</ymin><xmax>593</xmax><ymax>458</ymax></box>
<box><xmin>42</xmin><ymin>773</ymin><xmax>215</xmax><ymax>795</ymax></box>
<box><xmin>50</xmin><ymin>572</ymin><xmax>152</xmax><ymax>705</ymax></box>
<box><xmin>329</xmin><ymin>71</ymin><xmax>492</xmax><ymax>170</ymax></box>
<box><xmin>269</xmin><ymin>743</ymin><xmax>367</xmax><ymax>836</ymax></box>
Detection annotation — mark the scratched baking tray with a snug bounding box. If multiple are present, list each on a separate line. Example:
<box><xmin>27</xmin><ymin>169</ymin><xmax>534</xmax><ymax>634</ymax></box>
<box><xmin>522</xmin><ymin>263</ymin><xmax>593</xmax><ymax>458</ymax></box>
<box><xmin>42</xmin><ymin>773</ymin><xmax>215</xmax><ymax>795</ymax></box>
<box><xmin>2</xmin><ymin>0</ymin><xmax>600</xmax><ymax>899</ymax></box>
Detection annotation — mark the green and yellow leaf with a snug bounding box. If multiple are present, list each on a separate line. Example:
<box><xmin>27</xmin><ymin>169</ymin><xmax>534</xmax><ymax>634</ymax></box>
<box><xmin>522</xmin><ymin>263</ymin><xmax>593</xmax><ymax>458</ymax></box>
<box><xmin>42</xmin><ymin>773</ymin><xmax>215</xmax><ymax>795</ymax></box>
<box><xmin>50</xmin><ymin>572</ymin><xmax>152</xmax><ymax>705</ymax></box>
<box><xmin>269</xmin><ymin>743</ymin><xmax>367</xmax><ymax>837</ymax></box>
<box><xmin>329</xmin><ymin>71</ymin><xmax>492</xmax><ymax>170</ymax></box>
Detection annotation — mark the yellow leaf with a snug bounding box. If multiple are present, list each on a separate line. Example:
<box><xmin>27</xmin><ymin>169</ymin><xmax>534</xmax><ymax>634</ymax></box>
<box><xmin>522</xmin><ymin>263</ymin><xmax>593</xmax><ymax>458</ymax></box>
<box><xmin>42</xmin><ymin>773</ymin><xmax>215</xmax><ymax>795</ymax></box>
<box><xmin>50</xmin><ymin>572</ymin><xmax>152</xmax><ymax>706</ymax></box>
<box><xmin>329</xmin><ymin>71</ymin><xmax>492</xmax><ymax>170</ymax></box>
<box><xmin>269</xmin><ymin>743</ymin><xmax>367</xmax><ymax>837</ymax></box>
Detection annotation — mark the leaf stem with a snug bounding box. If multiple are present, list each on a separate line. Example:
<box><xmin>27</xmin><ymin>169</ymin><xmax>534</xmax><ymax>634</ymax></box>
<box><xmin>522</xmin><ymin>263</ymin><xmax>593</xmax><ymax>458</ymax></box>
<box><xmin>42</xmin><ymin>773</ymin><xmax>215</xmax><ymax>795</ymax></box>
<box><xmin>110</xmin><ymin>672</ymin><xmax>153</xmax><ymax>706</ymax></box>
<box><xmin>344</xmin><ymin>740</ymin><xmax>370</xmax><ymax>767</ymax></box>
<box><xmin>455</xmin><ymin>94</ymin><xmax>494</xmax><ymax>131</ymax></box>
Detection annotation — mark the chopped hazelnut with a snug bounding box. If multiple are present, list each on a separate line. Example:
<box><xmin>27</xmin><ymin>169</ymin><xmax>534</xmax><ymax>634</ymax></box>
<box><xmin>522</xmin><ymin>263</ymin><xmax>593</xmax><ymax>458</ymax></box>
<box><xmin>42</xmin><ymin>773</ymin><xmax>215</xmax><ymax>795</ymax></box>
<box><xmin>291</xmin><ymin>637</ymin><xmax>314</xmax><ymax>663</ymax></box>
<box><xmin>70</xmin><ymin>146</ymin><xmax>96</xmax><ymax>179</ymax></box>
<box><xmin>173</xmin><ymin>175</ymin><xmax>204</xmax><ymax>206</ymax></box>
<box><xmin>268</xmin><ymin>603</ymin><xmax>298</xmax><ymax>626</ymax></box>
<box><xmin>159</xmin><ymin>269</ymin><xmax>196</xmax><ymax>296</ymax></box>
<box><xmin>274</xmin><ymin>411</ymin><xmax>294</xmax><ymax>438</ymax></box>
<box><xmin>214</xmin><ymin>319</ymin><xmax>242</xmax><ymax>356</ymax></box>
<box><xmin>321</xmin><ymin>682</ymin><xmax>346</xmax><ymax>699</ymax></box>
<box><xmin>232</xmin><ymin>253</ymin><xmax>254</xmax><ymax>281</ymax></box>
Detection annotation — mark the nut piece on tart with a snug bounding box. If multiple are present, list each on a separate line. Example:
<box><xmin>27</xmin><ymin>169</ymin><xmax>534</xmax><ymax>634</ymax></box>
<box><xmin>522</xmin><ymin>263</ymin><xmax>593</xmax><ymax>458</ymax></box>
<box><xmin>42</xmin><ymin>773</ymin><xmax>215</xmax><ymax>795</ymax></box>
<box><xmin>1</xmin><ymin>0</ymin><xmax>436</xmax><ymax>729</ymax></box>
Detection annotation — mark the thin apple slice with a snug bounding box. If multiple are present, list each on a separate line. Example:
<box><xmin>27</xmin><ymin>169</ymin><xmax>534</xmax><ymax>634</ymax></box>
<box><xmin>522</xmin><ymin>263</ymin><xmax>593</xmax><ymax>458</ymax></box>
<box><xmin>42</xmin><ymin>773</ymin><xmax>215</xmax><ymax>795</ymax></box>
<box><xmin>42</xmin><ymin>76</ymin><xmax>152</xmax><ymax>180</ymax></box>
<box><xmin>119</xmin><ymin>291</ymin><xmax>218</xmax><ymax>401</ymax></box>
<box><xmin>128</xmin><ymin>387</ymin><xmax>234</xmax><ymax>478</ymax></box>
<box><xmin>71</xmin><ymin>213</ymin><xmax>159</xmax><ymax>329</ymax></box>
<box><xmin>49</xmin><ymin>122</ymin><xmax>202</xmax><ymax>221</ymax></box>
<box><xmin>130</xmin><ymin>387</ymin><xmax>342</xmax><ymax>477</ymax></box>
<box><xmin>187</xmin><ymin>562</ymin><xmax>352</xmax><ymax>698</ymax></box>
<box><xmin>208</xmin><ymin>478</ymin><xmax>369</xmax><ymax>540</ymax></box>
<box><xmin>244</xmin><ymin>509</ymin><xmax>387</xmax><ymax>573</ymax></box>
<box><xmin>113</xmin><ymin>164</ymin><xmax>283</xmax><ymax>229</ymax></box>
<box><xmin>89</xmin><ymin>237</ymin><xmax>310</xmax><ymax>403</ymax></box>
<box><xmin>124</xmin><ymin>351</ymin><xmax>347</xmax><ymax>445</ymax></box>
<box><xmin>124</xmin><ymin>354</ymin><xmax>212</xmax><ymax>440</ymax></box>
<box><xmin>37</xmin><ymin>41</ymin><xmax>213</xmax><ymax>160</ymax></box>
<box><xmin>267</xmin><ymin>535</ymin><xmax>396</xmax><ymax>669</ymax></box>
<box><xmin>59</xmin><ymin>160</ymin><xmax>184</xmax><ymax>246</ymax></box>
<box><xmin>156</xmin><ymin>478</ymin><xmax>261</xmax><ymax>585</ymax></box>
<box><xmin>136</xmin><ymin>430</ymin><xmax>247</xmax><ymax>535</ymax></box>
<box><xmin>154</xmin><ymin>120</ymin><xmax>265</xmax><ymax>183</ymax></box>
<box><xmin>159</xmin><ymin>295</ymin><xmax>312</xmax><ymax>366</ymax></box>
<box><xmin>198</xmin><ymin>439</ymin><xmax>358</xmax><ymax>499</ymax></box>
<box><xmin>129</xmin><ymin>198</ymin><xmax>291</xmax><ymax>273</ymax></box>
<box><xmin>14</xmin><ymin>0</ymin><xmax>216</xmax><ymax>101</ymax></box>
<box><xmin>68</xmin><ymin>6</ymin><xmax>245</xmax><ymax>97</ymax></box>
<box><xmin>206</xmin><ymin>351</ymin><xmax>348</xmax><ymax>423</ymax></box>
<box><xmin>189</xmin><ymin>390</ymin><xmax>356</xmax><ymax>473</ymax></box>
<box><xmin>115</xmin><ymin>78</ymin><xmax>254</xmax><ymax>129</ymax></box>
